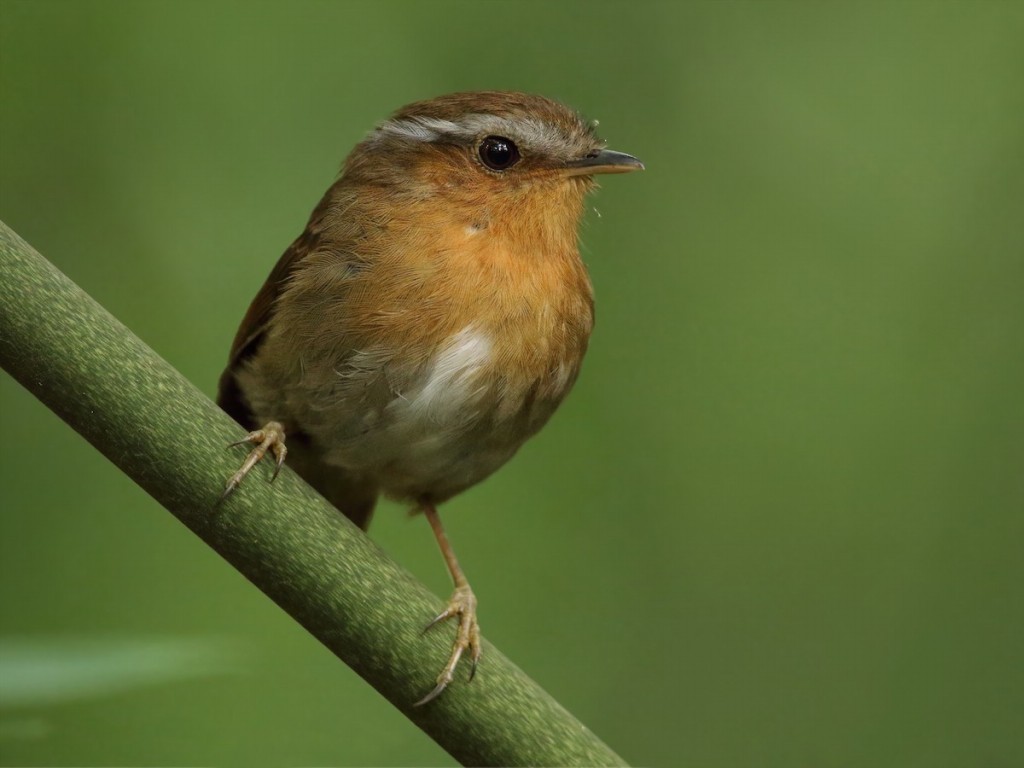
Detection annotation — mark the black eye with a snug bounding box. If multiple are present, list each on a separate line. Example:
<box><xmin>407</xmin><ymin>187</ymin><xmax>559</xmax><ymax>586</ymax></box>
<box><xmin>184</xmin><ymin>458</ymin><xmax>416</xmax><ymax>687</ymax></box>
<box><xmin>478</xmin><ymin>136</ymin><xmax>520</xmax><ymax>171</ymax></box>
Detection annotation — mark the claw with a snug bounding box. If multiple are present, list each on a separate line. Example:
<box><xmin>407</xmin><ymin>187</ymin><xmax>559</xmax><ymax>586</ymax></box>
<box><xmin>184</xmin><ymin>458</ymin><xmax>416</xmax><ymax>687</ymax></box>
<box><xmin>269</xmin><ymin>441</ymin><xmax>287</xmax><ymax>483</ymax></box>
<box><xmin>415</xmin><ymin>679</ymin><xmax>450</xmax><ymax>707</ymax></box>
<box><xmin>415</xmin><ymin>584</ymin><xmax>480</xmax><ymax>706</ymax></box>
<box><xmin>422</xmin><ymin>607</ymin><xmax>454</xmax><ymax>634</ymax></box>
<box><xmin>216</xmin><ymin>482</ymin><xmax>237</xmax><ymax>507</ymax></box>
<box><xmin>219</xmin><ymin>421</ymin><xmax>287</xmax><ymax>502</ymax></box>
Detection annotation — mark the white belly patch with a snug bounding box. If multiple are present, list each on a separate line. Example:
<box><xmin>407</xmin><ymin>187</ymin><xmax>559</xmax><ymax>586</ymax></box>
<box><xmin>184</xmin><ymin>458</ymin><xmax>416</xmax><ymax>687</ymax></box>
<box><xmin>321</xmin><ymin>324</ymin><xmax>511</xmax><ymax>498</ymax></box>
<box><xmin>405</xmin><ymin>325</ymin><xmax>492</xmax><ymax>423</ymax></box>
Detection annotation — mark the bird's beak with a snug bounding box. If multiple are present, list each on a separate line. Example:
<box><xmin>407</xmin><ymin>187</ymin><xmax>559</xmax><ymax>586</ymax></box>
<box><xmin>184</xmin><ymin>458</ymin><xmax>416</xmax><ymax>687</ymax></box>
<box><xmin>564</xmin><ymin>149</ymin><xmax>645</xmax><ymax>176</ymax></box>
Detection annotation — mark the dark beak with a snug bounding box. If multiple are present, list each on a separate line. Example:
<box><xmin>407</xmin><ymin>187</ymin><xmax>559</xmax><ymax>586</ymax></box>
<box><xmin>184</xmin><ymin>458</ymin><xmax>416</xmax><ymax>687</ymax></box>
<box><xmin>565</xmin><ymin>148</ymin><xmax>645</xmax><ymax>176</ymax></box>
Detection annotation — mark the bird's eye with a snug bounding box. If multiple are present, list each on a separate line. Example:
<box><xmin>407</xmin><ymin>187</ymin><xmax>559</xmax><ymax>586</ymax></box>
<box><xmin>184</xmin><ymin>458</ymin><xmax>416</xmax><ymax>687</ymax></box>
<box><xmin>478</xmin><ymin>136</ymin><xmax>520</xmax><ymax>171</ymax></box>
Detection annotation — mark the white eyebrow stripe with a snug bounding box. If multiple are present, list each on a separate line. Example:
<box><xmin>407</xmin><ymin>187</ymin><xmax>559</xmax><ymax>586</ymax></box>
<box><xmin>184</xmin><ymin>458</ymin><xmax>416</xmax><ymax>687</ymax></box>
<box><xmin>373</xmin><ymin>113</ymin><xmax>572</xmax><ymax>154</ymax></box>
<box><xmin>377</xmin><ymin>116</ymin><xmax>466</xmax><ymax>143</ymax></box>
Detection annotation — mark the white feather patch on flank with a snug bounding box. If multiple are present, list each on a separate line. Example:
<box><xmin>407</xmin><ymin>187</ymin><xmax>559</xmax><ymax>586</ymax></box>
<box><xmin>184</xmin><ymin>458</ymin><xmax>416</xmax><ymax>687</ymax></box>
<box><xmin>408</xmin><ymin>325</ymin><xmax>492</xmax><ymax>419</ymax></box>
<box><xmin>553</xmin><ymin>360</ymin><xmax>573</xmax><ymax>392</ymax></box>
<box><xmin>373</xmin><ymin>114</ymin><xmax>573</xmax><ymax>155</ymax></box>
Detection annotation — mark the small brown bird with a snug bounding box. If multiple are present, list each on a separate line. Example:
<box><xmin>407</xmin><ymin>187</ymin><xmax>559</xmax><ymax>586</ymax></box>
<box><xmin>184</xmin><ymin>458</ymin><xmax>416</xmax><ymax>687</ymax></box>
<box><xmin>217</xmin><ymin>91</ymin><xmax>642</xmax><ymax>703</ymax></box>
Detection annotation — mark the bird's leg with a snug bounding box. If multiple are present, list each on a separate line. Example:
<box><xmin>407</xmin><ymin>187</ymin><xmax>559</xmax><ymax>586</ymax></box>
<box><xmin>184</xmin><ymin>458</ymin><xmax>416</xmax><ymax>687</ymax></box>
<box><xmin>220</xmin><ymin>421</ymin><xmax>288</xmax><ymax>502</ymax></box>
<box><xmin>416</xmin><ymin>503</ymin><xmax>481</xmax><ymax>706</ymax></box>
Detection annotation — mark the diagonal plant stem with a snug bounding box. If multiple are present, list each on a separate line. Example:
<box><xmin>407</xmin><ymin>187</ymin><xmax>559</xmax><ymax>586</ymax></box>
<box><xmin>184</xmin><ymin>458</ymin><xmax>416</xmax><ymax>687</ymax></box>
<box><xmin>0</xmin><ymin>220</ymin><xmax>628</xmax><ymax>767</ymax></box>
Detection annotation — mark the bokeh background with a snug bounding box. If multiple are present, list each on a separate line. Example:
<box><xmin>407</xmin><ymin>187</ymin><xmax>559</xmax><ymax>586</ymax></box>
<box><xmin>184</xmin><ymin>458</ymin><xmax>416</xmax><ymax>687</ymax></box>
<box><xmin>2</xmin><ymin>1</ymin><xmax>1023</xmax><ymax>765</ymax></box>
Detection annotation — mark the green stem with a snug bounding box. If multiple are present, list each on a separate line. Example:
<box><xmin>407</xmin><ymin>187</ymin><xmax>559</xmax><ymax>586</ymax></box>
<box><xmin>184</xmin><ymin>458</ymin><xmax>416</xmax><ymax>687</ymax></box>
<box><xmin>0</xmin><ymin>220</ymin><xmax>627</xmax><ymax>767</ymax></box>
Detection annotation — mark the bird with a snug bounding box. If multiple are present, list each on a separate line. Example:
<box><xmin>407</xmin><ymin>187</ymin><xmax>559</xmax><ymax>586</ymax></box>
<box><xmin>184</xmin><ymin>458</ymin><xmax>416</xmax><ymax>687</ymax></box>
<box><xmin>216</xmin><ymin>90</ymin><xmax>643</xmax><ymax>704</ymax></box>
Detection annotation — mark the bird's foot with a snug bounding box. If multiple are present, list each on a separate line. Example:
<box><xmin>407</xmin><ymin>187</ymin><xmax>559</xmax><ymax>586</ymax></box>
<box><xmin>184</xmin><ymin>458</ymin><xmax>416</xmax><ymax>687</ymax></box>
<box><xmin>416</xmin><ymin>584</ymin><xmax>481</xmax><ymax>705</ymax></box>
<box><xmin>219</xmin><ymin>421</ymin><xmax>287</xmax><ymax>502</ymax></box>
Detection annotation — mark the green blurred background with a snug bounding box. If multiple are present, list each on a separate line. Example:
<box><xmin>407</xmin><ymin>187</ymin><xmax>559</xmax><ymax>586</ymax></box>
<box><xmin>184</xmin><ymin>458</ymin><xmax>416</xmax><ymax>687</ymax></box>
<box><xmin>2</xmin><ymin>1</ymin><xmax>1022</xmax><ymax>765</ymax></box>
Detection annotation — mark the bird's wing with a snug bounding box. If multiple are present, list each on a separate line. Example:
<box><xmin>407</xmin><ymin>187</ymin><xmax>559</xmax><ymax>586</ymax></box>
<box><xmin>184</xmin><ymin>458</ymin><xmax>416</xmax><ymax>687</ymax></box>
<box><xmin>216</xmin><ymin>184</ymin><xmax>343</xmax><ymax>425</ymax></box>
